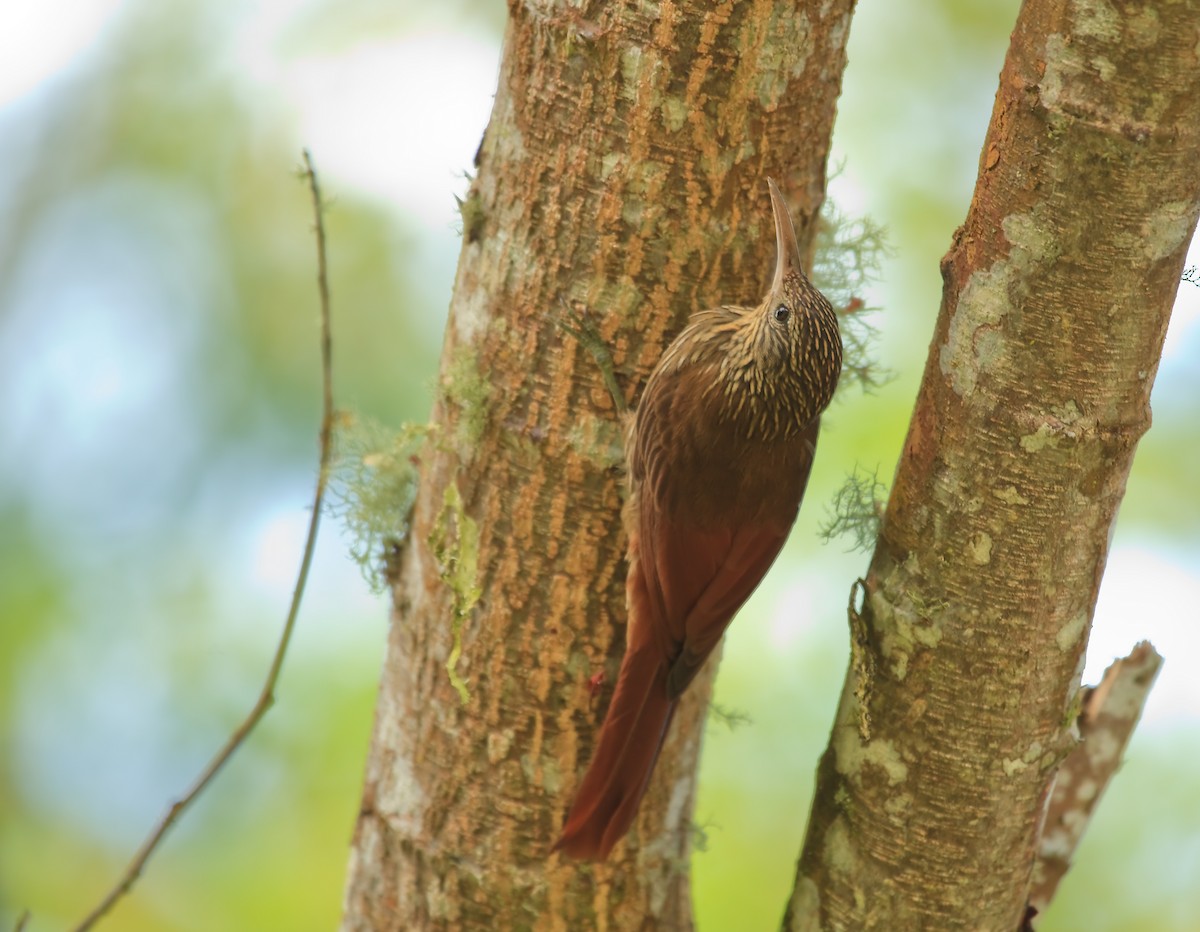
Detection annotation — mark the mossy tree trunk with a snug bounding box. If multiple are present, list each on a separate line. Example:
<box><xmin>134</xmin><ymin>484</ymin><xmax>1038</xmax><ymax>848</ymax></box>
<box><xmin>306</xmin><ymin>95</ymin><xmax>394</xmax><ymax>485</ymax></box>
<box><xmin>787</xmin><ymin>1</ymin><xmax>1200</xmax><ymax>929</ymax></box>
<box><xmin>341</xmin><ymin>1</ymin><xmax>856</xmax><ymax>928</ymax></box>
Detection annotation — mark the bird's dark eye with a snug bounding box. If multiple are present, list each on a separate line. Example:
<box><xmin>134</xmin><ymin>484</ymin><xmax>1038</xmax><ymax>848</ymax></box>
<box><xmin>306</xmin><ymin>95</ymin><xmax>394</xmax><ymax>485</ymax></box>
<box><xmin>773</xmin><ymin>304</ymin><xmax>790</xmax><ymax>323</ymax></box>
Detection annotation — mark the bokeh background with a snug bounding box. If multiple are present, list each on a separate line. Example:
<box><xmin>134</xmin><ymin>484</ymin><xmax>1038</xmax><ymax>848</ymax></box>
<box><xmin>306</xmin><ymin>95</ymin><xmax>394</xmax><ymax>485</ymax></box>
<box><xmin>2</xmin><ymin>2</ymin><xmax>1197</xmax><ymax>930</ymax></box>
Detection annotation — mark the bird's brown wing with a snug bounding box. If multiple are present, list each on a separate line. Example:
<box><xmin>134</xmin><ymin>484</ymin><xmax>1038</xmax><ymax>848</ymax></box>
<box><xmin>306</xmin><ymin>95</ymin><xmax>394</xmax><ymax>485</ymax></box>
<box><xmin>636</xmin><ymin>504</ymin><xmax>794</xmax><ymax>698</ymax></box>
<box><xmin>632</xmin><ymin>409</ymin><xmax>819</xmax><ymax>698</ymax></box>
<box><xmin>665</xmin><ymin>519</ymin><xmax>793</xmax><ymax>697</ymax></box>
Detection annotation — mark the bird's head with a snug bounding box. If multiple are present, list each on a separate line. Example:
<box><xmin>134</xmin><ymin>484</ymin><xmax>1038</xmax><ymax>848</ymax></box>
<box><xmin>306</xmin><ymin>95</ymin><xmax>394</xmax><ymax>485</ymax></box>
<box><xmin>725</xmin><ymin>178</ymin><xmax>842</xmax><ymax>433</ymax></box>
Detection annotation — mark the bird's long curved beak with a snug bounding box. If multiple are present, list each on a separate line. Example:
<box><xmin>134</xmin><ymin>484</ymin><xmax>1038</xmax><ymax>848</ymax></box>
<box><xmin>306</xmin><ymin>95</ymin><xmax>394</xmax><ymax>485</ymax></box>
<box><xmin>767</xmin><ymin>177</ymin><xmax>802</xmax><ymax>294</ymax></box>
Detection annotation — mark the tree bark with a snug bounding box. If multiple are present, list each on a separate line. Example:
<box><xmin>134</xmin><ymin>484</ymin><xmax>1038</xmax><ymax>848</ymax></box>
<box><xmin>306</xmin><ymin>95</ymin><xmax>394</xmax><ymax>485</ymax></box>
<box><xmin>342</xmin><ymin>1</ymin><xmax>855</xmax><ymax>928</ymax></box>
<box><xmin>788</xmin><ymin>1</ymin><xmax>1200</xmax><ymax>930</ymax></box>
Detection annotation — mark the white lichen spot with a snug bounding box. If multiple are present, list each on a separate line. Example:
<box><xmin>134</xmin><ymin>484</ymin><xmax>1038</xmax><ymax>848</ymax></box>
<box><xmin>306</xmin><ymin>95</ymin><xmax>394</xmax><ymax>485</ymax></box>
<box><xmin>1126</xmin><ymin>6</ymin><xmax>1161</xmax><ymax>46</ymax></box>
<box><xmin>1041</xmin><ymin>34</ymin><xmax>1087</xmax><ymax>112</ymax></box>
<box><xmin>1091</xmin><ymin>55</ymin><xmax>1116</xmax><ymax>81</ymax></box>
<box><xmin>822</xmin><ymin>815</ymin><xmax>861</xmax><ymax>879</ymax></box>
<box><xmin>940</xmin><ymin>206</ymin><xmax>1061</xmax><ymax>400</ymax></box>
<box><xmin>1002</xmin><ymin>211</ymin><xmax>1059</xmax><ymax>262</ymax></box>
<box><xmin>969</xmin><ymin>532</ymin><xmax>994</xmax><ymax>565</ymax></box>
<box><xmin>1142</xmin><ymin>200</ymin><xmax>1198</xmax><ymax>261</ymax></box>
<box><xmin>913</xmin><ymin>623</ymin><xmax>942</xmax><ymax>649</ymax></box>
<box><xmin>787</xmin><ymin>876</ymin><xmax>821</xmax><ymax>932</ymax></box>
<box><xmin>755</xmin><ymin>6</ymin><xmax>812</xmax><ymax>109</ymax></box>
<box><xmin>542</xmin><ymin>757</ymin><xmax>563</xmax><ymax>795</ymax></box>
<box><xmin>835</xmin><ymin>724</ymin><xmax>909</xmax><ymax>786</ymax></box>
<box><xmin>1063</xmin><ymin>809</ymin><xmax>1089</xmax><ymax>833</ymax></box>
<box><xmin>487</xmin><ymin>729</ymin><xmax>513</xmax><ymax>764</ymax></box>
<box><xmin>425</xmin><ymin>874</ymin><xmax>460</xmax><ymax>921</ymax></box>
<box><xmin>452</xmin><ymin>281</ymin><xmax>491</xmax><ymax>346</ymax></box>
<box><xmin>618</xmin><ymin>45</ymin><xmax>645</xmax><ymax>102</ymax></box>
<box><xmin>1002</xmin><ymin>757</ymin><xmax>1028</xmax><ymax>776</ymax></box>
<box><xmin>1052</xmin><ymin>399</ymin><xmax>1084</xmax><ymax>424</ymax></box>
<box><xmin>599</xmin><ymin>151</ymin><xmax>624</xmax><ymax>180</ymax></box>
<box><xmin>486</xmin><ymin>91</ymin><xmax>526</xmax><ymax>165</ymax></box>
<box><xmin>663</xmin><ymin>768</ymin><xmax>694</xmax><ymax>831</ymax></box>
<box><xmin>1020</xmin><ymin>422</ymin><xmax>1060</xmax><ymax>453</ymax></box>
<box><xmin>621</xmin><ymin>197</ymin><xmax>645</xmax><ymax>228</ymax></box>
<box><xmin>829</xmin><ymin>10</ymin><xmax>851</xmax><ymax>52</ymax></box>
<box><xmin>940</xmin><ymin>265</ymin><xmax>1010</xmax><ymax>397</ymax></box>
<box><xmin>1056</xmin><ymin>611</ymin><xmax>1088</xmax><ymax>651</ymax></box>
<box><xmin>1088</xmin><ymin>728</ymin><xmax>1122</xmax><ymax>763</ymax></box>
<box><xmin>660</xmin><ymin>96</ymin><xmax>688</xmax><ymax>132</ymax></box>
<box><xmin>376</xmin><ymin>744</ymin><xmax>426</xmax><ymax>836</ymax></box>
<box><xmin>1070</xmin><ymin>0</ymin><xmax>1120</xmax><ymax>40</ymax></box>
<box><xmin>993</xmin><ymin>485</ymin><xmax>1030</xmax><ymax>505</ymax></box>
<box><xmin>883</xmin><ymin>793</ymin><xmax>913</xmax><ymax>817</ymax></box>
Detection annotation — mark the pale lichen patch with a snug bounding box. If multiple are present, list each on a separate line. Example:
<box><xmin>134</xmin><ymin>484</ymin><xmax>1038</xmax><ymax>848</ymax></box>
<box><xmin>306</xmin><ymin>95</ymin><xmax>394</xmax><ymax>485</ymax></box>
<box><xmin>822</xmin><ymin>816</ymin><xmax>862</xmax><ymax>881</ymax></box>
<box><xmin>487</xmin><ymin>729</ymin><xmax>514</xmax><ymax>764</ymax></box>
<box><xmin>1056</xmin><ymin>610</ymin><xmax>1088</xmax><ymax>651</ymax></box>
<box><xmin>754</xmin><ymin>6</ymin><xmax>812</xmax><ymax>109</ymax></box>
<box><xmin>1142</xmin><ymin>200</ymin><xmax>1198</xmax><ymax>261</ymax></box>
<box><xmin>883</xmin><ymin>792</ymin><xmax>912</xmax><ymax>818</ymax></box>
<box><xmin>969</xmin><ymin>532</ymin><xmax>993</xmax><ymax>565</ymax></box>
<box><xmin>786</xmin><ymin>876</ymin><xmax>821</xmax><ymax>931</ymax></box>
<box><xmin>1002</xmin><ymin>211</ymin><xmax>1060</xmax><ymax>263</ymax></box>
<box><xmin>1091</xmin><ymin>55</ymin><xmax>1116</xmax><ymax>81</ymax></box>
<box><xmin>1125</xmin><ymin>7</ymin><xmax>1161</xmax><ymax>46</ymax></box>
<box><xmin>1070</xmin><ymin>0</ymin><xmax>1120</xmax><ymax>41</ymax></box>
<box><xmin>1086</xmin><ymin>727</ymin><xmax>1122</xmax><ymax>764</ymax></box>
<box><xmin>618</xmin><ymin>45</ymin><xmax>645</xmax><ymax>102</ymax></box>
<box><xmin>1052</xmin><ymin>399</ymin><xmax>1084</xmax><ymax>424</ymax></box>
<box><xmin>835</xmin><ymin>722</ymin><xmax>909</xmax><ymax>786</ymax></box>
<box><xmin>599</xmin><ymin>151</ymin><xmax>624</xmax><ymax>180</ymax></box>
<box><xmin>375</xmin><ymin>738</ymin><xmax>426</xmax><ymax>836</ymax></box>
<box><xmin>939</xmin><ymin>203</ymin><xmax>1057</xmax><ymax>401</ymax></box>
<box><xmin>871</xmin><ymin>568</ymin><xmax>944</xmax><ymax>681</ymax></box>
<box><xmin>452</xmin><ymin>277</ymin><xmax>492</xmax><ymax>347</ymax></box>
<box><xmin>660</xmin><ymin>96</ymin><xmax>687</xmax><ymax>132</ymax></box>
<box><xmin>1020</xmin><ymin>422</ymin><xmax>1060</xmax><ymax>452</ymax></box>
<box><xmin>1040</xmin><ymin>34</ymin><xmax>1087</xmax><ymax>112</ymax></box>
<box><xmin>940</xmin><ymin>264</ymin><xmax>1010</xmax><ymax>397</ymax></box>
<box><xmin>993</xmin><ymin>485</ymin><xmax>1030</xmax><ymax>505</ymax></box>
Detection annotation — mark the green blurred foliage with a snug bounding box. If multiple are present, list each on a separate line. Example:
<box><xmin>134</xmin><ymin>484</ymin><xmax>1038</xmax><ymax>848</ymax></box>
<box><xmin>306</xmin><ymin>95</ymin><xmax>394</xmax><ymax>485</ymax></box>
<box><xmin>1</xmin><ymin>1</ymin><xmax>1196</xmax><ymax>930</ymax></box>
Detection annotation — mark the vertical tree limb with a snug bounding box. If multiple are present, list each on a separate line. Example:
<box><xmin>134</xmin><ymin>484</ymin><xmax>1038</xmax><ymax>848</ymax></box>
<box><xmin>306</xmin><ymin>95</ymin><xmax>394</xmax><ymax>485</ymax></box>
<box><xmin>342</xmin><ymin>1</ymin><xmax>856</xmax><ymax>928</ymax></box>
<box><xmin>789</xmin><ymin>1</ymin><xmax>1200</xmax><ymax>928</ymax></box>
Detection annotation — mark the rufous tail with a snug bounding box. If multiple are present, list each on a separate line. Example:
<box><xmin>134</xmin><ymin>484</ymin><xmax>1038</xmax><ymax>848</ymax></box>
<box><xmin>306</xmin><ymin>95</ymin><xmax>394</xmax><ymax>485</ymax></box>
<box><xmin>553</xmin><ymin>645</ymin><xmax>676</xmax><ymax>861</ymax></box>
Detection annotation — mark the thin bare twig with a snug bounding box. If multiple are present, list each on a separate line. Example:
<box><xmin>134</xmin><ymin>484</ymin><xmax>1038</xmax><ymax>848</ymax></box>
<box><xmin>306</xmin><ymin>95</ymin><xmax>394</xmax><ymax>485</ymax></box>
<box><xmin>70</xmin><ymin>149</ymin><xmax>336</xmax><ymax>931</ymax></box>
<box><xmin>1027</xmin><ymin>641</ymin><xmax>1164</xmax><ymax>926</ymax></box>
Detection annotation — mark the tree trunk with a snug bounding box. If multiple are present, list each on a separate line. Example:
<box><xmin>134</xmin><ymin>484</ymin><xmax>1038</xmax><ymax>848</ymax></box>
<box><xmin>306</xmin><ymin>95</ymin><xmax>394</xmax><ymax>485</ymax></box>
<box><xmin>788</xmin><ymin>1</ymin><xmax>1200</xmax><ymax>929</ymax></box>
<box><xmin>341</xmin><ymin>1</ymin><xmax>855</xmax><ymax>928</ymax></box>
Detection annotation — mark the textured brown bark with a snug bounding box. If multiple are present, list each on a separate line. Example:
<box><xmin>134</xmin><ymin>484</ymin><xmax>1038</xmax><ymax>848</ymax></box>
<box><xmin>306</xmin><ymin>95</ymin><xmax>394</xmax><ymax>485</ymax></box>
<box><xmin>341</xmin><ymin>1</ymin><xmax>855</xmax><ymax>929</ymax></box>
<box><xmin>788</xmin><ymin>1</ymin><xmax>1200</xmax><ymax>930</ymax></box>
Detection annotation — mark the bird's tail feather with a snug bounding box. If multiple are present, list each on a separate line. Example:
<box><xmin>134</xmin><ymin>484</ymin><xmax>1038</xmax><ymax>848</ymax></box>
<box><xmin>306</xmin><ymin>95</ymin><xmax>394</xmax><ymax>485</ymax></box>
<box><xmin>553</xmin><ymin>646</ymin><xmax>675</xmax><ymax>861</ymax></box>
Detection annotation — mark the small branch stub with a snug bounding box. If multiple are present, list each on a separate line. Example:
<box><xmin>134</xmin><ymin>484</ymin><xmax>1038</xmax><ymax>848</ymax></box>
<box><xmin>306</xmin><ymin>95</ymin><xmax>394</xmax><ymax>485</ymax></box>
<box><xmin>1028</xmin><ymin>641</ymin><xmax>1164</xmax><ymax>924</ymax></box>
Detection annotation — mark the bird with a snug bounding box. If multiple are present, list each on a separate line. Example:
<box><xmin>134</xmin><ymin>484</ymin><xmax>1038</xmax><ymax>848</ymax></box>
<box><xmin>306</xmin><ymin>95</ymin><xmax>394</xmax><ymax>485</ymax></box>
<box><xmin>553</xmin><ymin>178</ymin><xmax>843</xmax><ymax>861</ymax></box>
